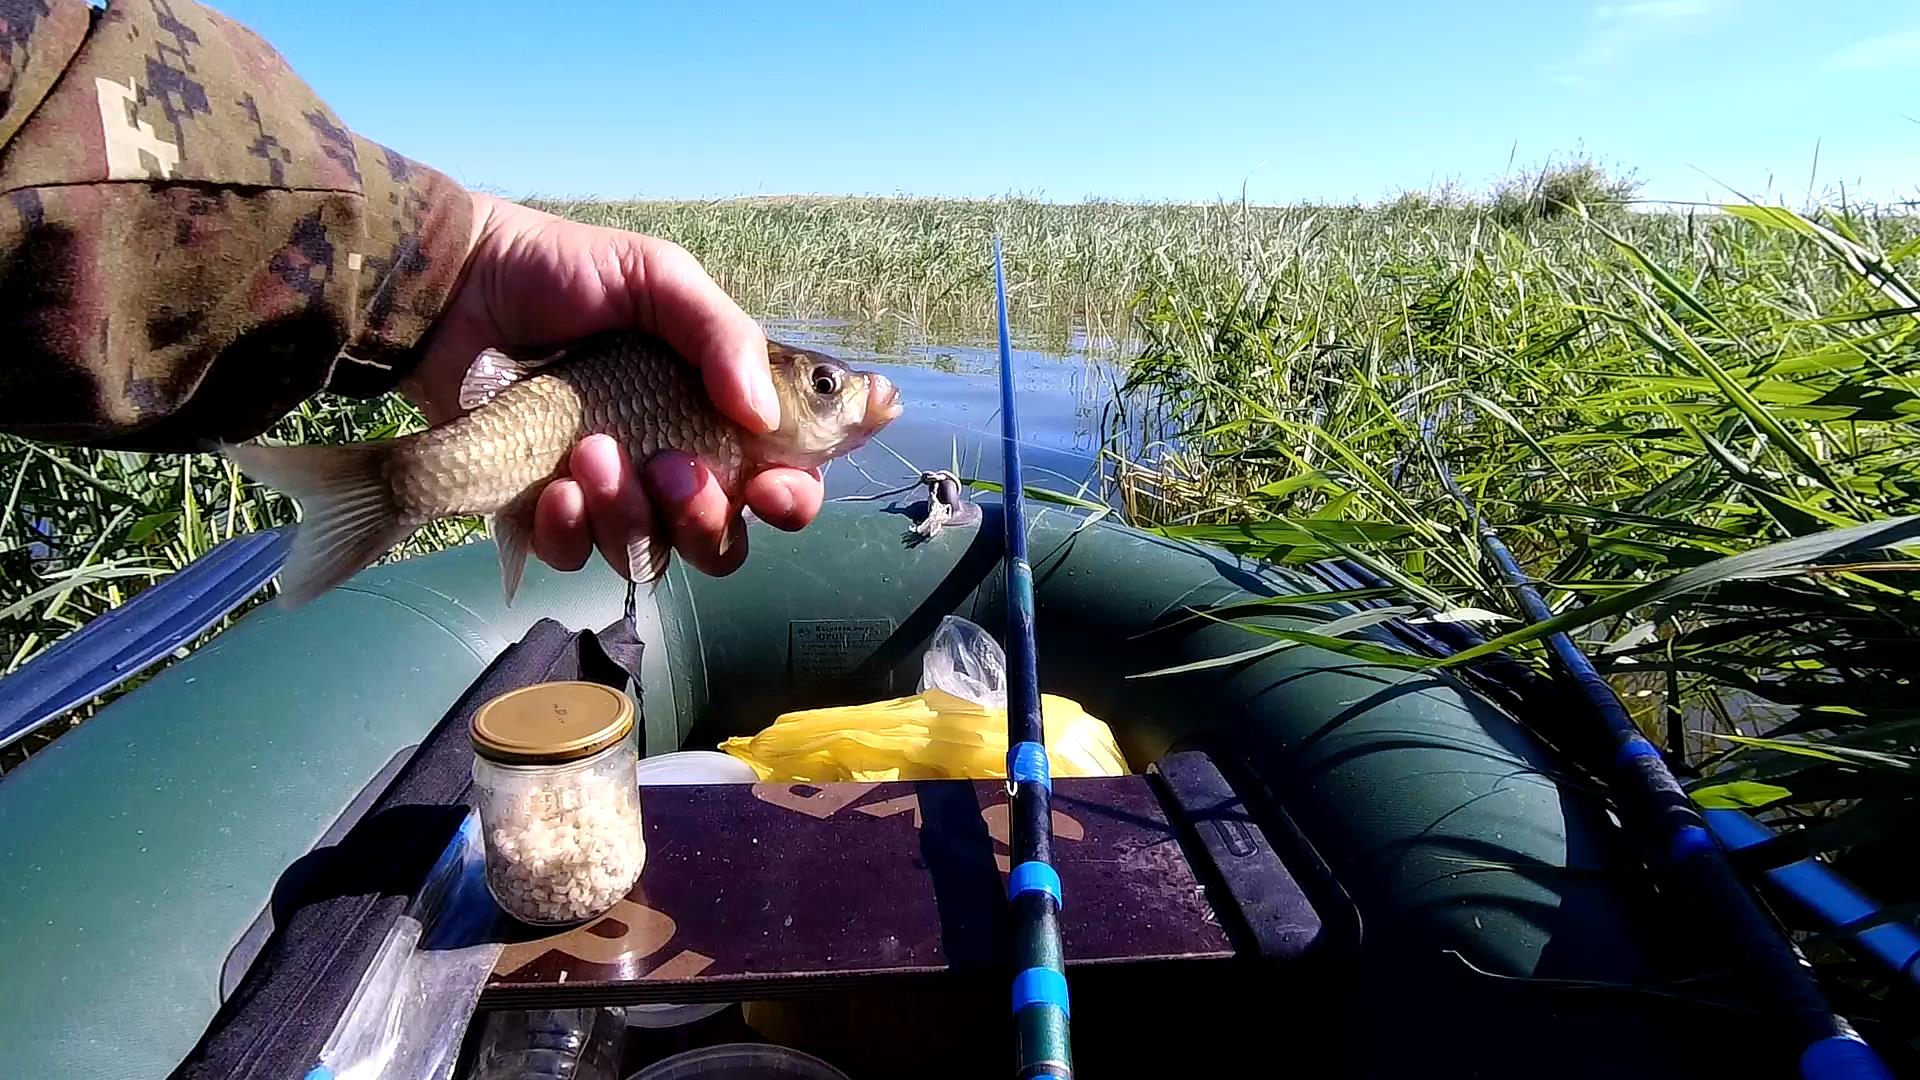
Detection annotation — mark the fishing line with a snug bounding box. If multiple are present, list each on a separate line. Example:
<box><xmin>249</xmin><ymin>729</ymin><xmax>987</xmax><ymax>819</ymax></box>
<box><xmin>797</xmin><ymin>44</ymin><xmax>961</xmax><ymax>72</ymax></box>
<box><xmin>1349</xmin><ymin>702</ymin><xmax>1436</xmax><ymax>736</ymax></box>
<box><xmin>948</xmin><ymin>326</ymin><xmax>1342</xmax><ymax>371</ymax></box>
<box><xmin>911</xmin><ymin>414</ymin><xmax>1097</xmax><ymax>461</ymax></box>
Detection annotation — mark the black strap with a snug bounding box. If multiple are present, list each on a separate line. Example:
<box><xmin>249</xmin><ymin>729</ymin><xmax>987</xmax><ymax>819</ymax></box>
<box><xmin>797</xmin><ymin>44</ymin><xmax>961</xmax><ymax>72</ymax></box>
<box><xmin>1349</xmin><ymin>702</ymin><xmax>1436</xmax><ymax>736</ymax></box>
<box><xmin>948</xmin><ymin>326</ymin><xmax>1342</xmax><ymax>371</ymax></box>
<box><xmin>168</xmin><ymin>613</ymin><xmax>646</xmax><ymax>1080</ymax></box>
<box><xmin>581</xmin><ymin>582</ymin><xmax>647</xmax><ymax>694</ymax></box>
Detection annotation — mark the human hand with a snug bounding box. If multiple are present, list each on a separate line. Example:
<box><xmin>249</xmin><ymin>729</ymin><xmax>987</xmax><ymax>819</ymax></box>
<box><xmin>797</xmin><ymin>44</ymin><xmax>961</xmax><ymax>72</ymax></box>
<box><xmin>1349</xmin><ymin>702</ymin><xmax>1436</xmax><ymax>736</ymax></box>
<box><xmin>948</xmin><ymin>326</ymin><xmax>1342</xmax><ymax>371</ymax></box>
<box><xmin>403</xmin><ymin>193</ymin><xmax>824</xmax><ymax>579</ymax></box>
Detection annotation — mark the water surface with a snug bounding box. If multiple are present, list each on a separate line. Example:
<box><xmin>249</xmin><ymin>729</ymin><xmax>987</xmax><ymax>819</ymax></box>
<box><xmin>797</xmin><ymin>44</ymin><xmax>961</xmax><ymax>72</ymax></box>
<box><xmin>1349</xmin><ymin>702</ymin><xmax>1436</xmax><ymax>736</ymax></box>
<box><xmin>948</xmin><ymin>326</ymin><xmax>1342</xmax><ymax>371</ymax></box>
<box><xmin>761</xmin><ymin>317</ymin><xmax>1131</xmax><ymax>511</ymax></box>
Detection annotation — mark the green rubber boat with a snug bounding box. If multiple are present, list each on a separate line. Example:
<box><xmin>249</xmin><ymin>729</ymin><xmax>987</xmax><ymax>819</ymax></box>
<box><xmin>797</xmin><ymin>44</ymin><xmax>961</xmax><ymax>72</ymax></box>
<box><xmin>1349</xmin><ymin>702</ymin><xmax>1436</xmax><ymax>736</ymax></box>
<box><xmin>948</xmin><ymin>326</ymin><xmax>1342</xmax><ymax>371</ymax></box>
<box><xmin>0</xmin><ymin>503</ymin><xmax>1795</xmax><ymax>1079</ymax></box>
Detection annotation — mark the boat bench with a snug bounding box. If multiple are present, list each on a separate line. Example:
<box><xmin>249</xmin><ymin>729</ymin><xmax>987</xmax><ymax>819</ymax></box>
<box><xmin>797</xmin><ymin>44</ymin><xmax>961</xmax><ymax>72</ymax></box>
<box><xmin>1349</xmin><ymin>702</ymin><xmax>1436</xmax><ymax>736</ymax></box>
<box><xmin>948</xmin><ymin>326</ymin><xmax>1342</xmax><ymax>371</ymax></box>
<box><xmin>480</xmin><ymin>747</ymin><xmax>1358</xmax><ymax>1010</ymax></box>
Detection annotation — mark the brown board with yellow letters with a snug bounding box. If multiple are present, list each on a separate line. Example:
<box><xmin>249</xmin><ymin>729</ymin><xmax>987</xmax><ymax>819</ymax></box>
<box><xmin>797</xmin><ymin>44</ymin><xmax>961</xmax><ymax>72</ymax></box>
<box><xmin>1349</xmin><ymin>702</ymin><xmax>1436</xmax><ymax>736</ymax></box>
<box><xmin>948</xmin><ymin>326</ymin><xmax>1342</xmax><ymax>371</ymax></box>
<box><xmin>479</xmin><ymin>776</ymin><xmax>1238</xmax><ymax>1008</ymax></box>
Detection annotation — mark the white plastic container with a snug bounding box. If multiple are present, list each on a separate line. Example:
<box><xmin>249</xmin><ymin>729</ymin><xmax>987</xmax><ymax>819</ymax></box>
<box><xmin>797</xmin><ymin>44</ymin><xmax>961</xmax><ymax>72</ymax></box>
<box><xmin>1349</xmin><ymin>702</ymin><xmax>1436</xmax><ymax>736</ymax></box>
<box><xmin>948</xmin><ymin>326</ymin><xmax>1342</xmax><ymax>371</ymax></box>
<box><xmin>470</xmin><ymin>681</ymin><xmax>645</xmax><ymax>927</ymax></box>
<box><xmin>635</xmin><ymin>750</ymin><xmax>761</xmax><ymax>786</ymax></box>
<box><xmin>629</xmin><ymin>1043</ymin><xmax>851</xmax><ymax>1080</ymax></box>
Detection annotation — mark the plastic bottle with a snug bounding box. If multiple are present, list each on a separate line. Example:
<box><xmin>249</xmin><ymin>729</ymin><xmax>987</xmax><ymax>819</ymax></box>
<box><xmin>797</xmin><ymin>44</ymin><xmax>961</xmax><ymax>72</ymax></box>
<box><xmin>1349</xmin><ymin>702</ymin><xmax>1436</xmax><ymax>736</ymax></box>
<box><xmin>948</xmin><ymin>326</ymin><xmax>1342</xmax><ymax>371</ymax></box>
<box><xmin>467</xmin><ymin>1007</ymin><xmax>626</xmax><ymax>1080</ymax></box>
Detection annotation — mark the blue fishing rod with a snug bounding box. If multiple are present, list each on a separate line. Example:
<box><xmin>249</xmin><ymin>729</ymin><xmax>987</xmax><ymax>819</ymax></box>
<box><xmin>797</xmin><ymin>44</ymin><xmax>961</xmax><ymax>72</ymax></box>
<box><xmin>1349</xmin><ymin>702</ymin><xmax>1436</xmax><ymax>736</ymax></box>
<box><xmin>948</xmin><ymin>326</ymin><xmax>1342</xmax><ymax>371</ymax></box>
<box><xmin>1424</xmin><ymin>438</ymin><xmax>1893</xmax><ymax>1080</ymax></box>
<box><xmin>994</xmin><ymin>234</ymin><xmax>1074</xmax><ymax>1079</ymax></box>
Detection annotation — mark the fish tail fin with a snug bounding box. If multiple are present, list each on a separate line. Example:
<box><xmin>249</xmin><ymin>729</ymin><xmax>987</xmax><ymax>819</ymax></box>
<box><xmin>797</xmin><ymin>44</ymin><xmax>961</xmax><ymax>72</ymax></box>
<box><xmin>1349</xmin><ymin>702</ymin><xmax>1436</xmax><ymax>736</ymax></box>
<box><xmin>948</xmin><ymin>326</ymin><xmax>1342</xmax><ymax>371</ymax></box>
<box><xmin>223</xmin><ymin>439</ymin><xmax>414</xmax><ymax>609</ymax></box>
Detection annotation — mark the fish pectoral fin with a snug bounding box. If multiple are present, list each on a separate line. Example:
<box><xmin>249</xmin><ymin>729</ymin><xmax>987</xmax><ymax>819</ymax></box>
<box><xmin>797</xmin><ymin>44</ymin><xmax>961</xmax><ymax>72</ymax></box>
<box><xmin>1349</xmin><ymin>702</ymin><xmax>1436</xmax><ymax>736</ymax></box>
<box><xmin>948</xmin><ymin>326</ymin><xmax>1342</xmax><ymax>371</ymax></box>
<box><xmin>488</xmin><ymin>492</ymin><xmax>541</xmax><ymax>607</ymax></box>
<box><xmin>627</xmin><ymin>530</ymin><xmax>671</xmax><ymax>587</ymax></box>
<box><xmin>458</xmin><ymin>346</ymin><xmax>566</xmax><ymax>412</ymax></box>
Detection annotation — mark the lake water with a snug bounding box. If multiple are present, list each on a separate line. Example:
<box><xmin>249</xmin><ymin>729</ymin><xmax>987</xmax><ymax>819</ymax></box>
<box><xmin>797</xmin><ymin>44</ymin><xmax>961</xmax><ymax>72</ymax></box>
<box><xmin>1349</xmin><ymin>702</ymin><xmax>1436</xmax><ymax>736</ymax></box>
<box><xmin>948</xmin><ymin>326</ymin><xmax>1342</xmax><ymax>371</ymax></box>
<box><xmin>760</xmin><ymin>317</ymin><xmax>1135</xmax><ymax>511</ymax></box>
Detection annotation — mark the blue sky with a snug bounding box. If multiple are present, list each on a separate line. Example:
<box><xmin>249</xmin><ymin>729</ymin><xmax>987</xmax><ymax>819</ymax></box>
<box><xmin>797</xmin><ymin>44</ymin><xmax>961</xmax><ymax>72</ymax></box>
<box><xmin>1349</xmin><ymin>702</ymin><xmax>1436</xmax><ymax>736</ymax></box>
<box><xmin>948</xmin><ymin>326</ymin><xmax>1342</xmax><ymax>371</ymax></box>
<box><xmin>214</xmin><ymin>0</ymin><xmax>1919</xmax><ymax>207</ymax></box>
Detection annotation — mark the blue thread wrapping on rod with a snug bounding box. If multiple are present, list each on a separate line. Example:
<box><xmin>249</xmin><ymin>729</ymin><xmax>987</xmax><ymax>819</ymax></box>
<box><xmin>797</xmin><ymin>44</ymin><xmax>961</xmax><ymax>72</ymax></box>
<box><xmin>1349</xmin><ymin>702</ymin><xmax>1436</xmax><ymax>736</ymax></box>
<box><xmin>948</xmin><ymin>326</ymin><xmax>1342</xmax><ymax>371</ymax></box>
<box><xmin>1010</xmin><ymin>860</ymin><xmax>1063</xmax><ymax>910</ymax></box>
<box><xmin>1009</xmin><ymin>740</ymin><xmax>1051</xmax><ymax>790</ymax></box>
<box><xmin>1012</xmin><ymin>967</ymin><xmax>1071</xmax><ymax>1018</ymax></box>
<box><xmin>1669</xmin><ymin>824</ymin><xmax>1717</xmax><ymax>865</ymax></box>
<box><xmin>1011</xmin><ymin>557</ymin><xmax>1036</xmax><ymax>614</ymax></box>
<box><xmin>1802</xmin><ymin>1036</ymin><xmax>1893</xmax><ymax>1080</ymax></box>
<box><xmin>1615</xmin><ymin>734</ymin><xmax>1662</xmax><ymax>768</ymax></box>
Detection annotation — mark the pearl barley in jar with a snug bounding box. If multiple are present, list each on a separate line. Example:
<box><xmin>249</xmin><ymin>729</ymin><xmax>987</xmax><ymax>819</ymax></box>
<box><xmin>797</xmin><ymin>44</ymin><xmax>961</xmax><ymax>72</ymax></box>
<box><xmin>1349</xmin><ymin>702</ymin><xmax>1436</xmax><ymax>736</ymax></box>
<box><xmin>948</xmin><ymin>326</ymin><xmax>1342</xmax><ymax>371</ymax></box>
<box><xmin>470</xmin><ymin>681</ymin><xmax>645</xmax><ymax>926</ymax></box>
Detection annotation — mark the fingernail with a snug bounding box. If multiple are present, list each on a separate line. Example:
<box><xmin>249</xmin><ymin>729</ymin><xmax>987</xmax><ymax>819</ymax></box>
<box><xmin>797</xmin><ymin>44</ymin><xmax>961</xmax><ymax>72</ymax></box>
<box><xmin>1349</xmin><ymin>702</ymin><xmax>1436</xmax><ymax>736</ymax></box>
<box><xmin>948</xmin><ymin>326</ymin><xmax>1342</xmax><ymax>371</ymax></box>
<box><xmin>653</xmin><ymin>455</ymin><xmax>703</xmax><ymax>505</ymax></box>
<box><xmin>765</xmin><ymin>476</ymin><xmax>797</xmax><ymax>522</ymax></box>
<box><xmin>750</xmin><ymin>379</ymin><xmax>781</xmax><ymax>432</ymax></box>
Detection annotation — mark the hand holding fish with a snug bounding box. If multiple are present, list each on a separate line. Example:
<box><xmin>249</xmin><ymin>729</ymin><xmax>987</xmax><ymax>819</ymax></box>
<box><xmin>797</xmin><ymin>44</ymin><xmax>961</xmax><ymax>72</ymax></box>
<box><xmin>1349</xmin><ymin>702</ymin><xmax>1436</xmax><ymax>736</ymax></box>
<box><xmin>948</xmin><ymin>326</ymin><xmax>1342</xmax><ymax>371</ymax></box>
<box><xmin>402</xmin><ymin>193</ymin><xmax>827</xmax><ymax>581</ymax></box>
<box><xmin>226</xmin><ymin>195</ymin><xmax>903</xmax><ymax>608</ymax></box>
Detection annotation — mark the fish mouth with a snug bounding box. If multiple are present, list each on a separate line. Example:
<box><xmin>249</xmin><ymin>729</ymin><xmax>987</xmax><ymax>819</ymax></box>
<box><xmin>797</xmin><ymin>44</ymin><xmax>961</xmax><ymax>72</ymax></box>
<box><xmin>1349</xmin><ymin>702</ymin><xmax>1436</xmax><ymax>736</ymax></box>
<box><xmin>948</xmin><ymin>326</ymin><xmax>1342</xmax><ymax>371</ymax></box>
<box><xmin>866</xmin><ymin>372</ymin><xmax>903</xmax><ymax>423</ymax></box>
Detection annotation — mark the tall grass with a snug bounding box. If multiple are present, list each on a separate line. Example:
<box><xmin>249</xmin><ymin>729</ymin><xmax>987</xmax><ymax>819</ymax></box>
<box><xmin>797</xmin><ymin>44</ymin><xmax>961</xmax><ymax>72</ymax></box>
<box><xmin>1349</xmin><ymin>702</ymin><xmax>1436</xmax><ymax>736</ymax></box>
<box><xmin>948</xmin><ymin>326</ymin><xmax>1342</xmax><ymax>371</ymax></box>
<box><xmin>1104</xmin><ymin>178</ymin><xmax>1920</xmax><ymax>1032</ymax></box>
<box><xmin>533</xmin><ymin>192</ymin><xmax>1332</xmax><ymax>354</ymax></box>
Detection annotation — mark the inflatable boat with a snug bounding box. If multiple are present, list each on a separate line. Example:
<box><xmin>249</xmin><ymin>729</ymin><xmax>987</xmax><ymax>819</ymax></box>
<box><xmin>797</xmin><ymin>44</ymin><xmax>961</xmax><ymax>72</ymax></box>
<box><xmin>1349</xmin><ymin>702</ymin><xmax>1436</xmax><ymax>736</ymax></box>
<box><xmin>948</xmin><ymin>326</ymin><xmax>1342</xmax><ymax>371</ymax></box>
<box><xmin>0</xmin><ymin>502</ymin><xmax>1858</xmax><ymax>1079</ymax></box>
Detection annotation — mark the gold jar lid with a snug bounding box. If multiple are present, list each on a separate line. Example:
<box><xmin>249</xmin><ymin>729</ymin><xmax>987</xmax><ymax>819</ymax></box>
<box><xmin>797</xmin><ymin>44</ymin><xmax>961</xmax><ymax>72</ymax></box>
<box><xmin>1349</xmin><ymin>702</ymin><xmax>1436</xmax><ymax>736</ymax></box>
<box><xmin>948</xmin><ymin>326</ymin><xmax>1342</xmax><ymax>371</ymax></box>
<box><xmin>470</xmin><ymin>681</ymin><xmax>635</xmax><ymax>765</ymax></box>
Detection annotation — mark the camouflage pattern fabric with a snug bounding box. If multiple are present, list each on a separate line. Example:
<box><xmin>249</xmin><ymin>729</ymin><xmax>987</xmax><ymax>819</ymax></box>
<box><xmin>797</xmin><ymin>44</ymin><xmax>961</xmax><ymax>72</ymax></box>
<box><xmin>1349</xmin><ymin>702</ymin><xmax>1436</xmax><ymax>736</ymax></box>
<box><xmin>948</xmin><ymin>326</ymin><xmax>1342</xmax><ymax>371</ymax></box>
<box><xmin>0</xmin><ymin>0</ymin><xmax>475</xmax><ymax>452</ymax></box>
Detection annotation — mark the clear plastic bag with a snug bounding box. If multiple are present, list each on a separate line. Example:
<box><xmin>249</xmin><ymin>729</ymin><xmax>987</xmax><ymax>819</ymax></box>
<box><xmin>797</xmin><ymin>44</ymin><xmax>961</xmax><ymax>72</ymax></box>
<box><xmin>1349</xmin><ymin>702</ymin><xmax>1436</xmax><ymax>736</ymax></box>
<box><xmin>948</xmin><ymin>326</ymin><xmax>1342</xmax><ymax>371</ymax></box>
<box><xmin>309</xmin><ymin>814</ymin><xmax>510</xmax><ymax>1080</ymax></box>
<box><xmin>917</xmin><ymin>615</ymin><xmax>1007</xmax><ymax>708</ymax></box>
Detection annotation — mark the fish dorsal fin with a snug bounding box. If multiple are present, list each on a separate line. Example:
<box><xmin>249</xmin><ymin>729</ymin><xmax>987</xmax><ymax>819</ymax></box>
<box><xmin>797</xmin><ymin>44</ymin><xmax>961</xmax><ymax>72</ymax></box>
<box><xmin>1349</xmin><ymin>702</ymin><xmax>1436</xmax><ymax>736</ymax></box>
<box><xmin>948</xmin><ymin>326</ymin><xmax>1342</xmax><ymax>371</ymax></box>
<box><xmin>458</xmin><ymin>347</ymin><xmax>563</xmax><ymax>411</ymax></box>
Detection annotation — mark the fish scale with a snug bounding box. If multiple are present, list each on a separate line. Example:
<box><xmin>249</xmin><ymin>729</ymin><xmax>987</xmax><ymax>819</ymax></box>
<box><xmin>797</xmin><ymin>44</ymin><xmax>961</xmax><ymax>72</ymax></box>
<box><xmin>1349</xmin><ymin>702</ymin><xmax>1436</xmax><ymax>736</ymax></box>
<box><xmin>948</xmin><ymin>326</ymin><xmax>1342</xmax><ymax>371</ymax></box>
<box><xmin>393</xmin><ymin>340</ymin><xmax>745</xmax><ymax>520</ymax></box>
<box><xmin>224</xmin><ymin>329</ymin><xmax>902</xmax><ymax>609</ymax></box>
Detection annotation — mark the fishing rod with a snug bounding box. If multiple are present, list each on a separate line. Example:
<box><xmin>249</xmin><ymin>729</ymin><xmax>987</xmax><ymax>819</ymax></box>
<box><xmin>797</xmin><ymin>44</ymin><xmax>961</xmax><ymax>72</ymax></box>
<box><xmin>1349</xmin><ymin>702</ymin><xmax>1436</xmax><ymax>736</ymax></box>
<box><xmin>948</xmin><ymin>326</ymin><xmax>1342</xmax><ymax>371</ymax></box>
<box><xmin>1423</xmin><ymin>435</ymin><xmax>1892</xmax><ymax>1080</ymax></box>
<box><xmin>994</xmin><ymin>234</ymin><xmax>1074</xmax><ymax>1080</ymax></box>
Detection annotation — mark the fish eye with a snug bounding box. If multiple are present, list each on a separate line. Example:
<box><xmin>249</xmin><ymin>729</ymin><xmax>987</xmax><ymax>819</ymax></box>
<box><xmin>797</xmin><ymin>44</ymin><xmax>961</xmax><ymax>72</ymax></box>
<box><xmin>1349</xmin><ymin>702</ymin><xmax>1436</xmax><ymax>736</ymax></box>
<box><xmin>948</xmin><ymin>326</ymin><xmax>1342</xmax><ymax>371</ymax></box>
<box><xmin>811</xmin><ymin>365</ymin><xmax>841</xmax><ymax>395</ymax></box>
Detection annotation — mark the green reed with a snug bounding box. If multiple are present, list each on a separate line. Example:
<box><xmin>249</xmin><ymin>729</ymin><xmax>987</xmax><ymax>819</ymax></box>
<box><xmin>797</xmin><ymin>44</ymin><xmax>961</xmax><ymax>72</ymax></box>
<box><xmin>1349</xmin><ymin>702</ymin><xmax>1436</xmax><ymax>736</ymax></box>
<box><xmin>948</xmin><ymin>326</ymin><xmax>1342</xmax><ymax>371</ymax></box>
<box><xmin>1099</xmin><ymin>183</ymin><xmax>1920</xmax><ymax>1031</ymax></box>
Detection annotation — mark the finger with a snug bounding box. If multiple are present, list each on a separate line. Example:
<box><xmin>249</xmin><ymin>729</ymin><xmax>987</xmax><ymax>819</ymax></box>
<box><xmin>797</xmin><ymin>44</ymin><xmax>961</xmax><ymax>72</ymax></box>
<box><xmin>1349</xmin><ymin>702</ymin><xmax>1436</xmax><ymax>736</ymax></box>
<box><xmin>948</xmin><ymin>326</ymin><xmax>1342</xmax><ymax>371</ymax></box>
<box><xmin>530</xmin><ymin>479</ymin><xmax>591</xmax><ymax>572</ymax></box>
<box><xmin>743</xmin><ymin>466</ymin><xmax>824</xmax><ymax>532</ymax></box>
<box><xmin>625</xmin><ymin>237</ymin><xmax>779</xmax><ymax>434</ymax></box>
<box><xmin>645</xmin><ymin>451</ymin><xmax>748</xmax><ymax>577</ymax></box>
<box><xmin>568</xmin><ymin>434</ymin><xmax>653</xmax><ymax>580</ymax></box>
<box><xmin>457</xmin><ymin>202</ymin><xmax>781</xmax><ymax>436</ymax></box>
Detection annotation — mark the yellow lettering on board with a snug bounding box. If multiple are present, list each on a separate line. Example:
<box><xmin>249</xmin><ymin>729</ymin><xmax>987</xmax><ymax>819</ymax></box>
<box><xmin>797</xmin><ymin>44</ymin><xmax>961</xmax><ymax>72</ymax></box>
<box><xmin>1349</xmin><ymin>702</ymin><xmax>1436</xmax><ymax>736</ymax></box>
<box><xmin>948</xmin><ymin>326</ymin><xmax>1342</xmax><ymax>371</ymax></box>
<box><xmin>494</xmin><ymin>897</ymin><xmax>677</xmax><ymax>973</ymax></box>
<box><xmin>644</xmin><ymin>949</ymin><xmax>717</xmax><ymax>980</ymax></box>
<box><xmin>853</xmin><ymin>794</ymin><xmax>923</xmax><ymax>826</ymax></box>
<box><xmin>751</xmin><ymin>782</ymin><xmax>872</xmax><ymax>819</ymax></box>
<box><xmin>979</xmin><ymin>803</ymin><xmax>1086</xmax><ymax>872</ymax></box>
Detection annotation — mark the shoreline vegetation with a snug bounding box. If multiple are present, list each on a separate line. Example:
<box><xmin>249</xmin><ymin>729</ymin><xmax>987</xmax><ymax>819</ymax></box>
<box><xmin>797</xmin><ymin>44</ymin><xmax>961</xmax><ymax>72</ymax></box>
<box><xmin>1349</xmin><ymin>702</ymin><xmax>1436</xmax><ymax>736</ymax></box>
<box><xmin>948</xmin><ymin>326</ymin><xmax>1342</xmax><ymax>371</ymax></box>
<box><xmin>4</xmin><ymin>158</ymin><xmax>1919</xmax><ymax>1028</ymax></box>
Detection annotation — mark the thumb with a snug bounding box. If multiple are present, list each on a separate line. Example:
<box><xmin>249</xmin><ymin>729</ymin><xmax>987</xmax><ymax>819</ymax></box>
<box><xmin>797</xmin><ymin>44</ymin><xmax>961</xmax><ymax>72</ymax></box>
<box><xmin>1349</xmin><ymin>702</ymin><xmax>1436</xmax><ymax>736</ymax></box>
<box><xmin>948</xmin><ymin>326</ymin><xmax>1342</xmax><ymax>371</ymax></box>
<box><xmin>606</xmin><ymin>231</ymin><xmax>780</xmax><ymax>434</ymax></box>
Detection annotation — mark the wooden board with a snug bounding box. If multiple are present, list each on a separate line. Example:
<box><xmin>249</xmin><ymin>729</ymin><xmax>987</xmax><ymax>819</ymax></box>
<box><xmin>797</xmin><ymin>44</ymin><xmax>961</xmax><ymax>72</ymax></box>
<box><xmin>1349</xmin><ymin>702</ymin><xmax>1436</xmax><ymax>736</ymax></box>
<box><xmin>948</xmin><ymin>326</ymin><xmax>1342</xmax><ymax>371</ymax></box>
<box><xmin>480</xmin><ymin>776</ymin><xmax>1235</xmax><ymax>1007</ymax></box>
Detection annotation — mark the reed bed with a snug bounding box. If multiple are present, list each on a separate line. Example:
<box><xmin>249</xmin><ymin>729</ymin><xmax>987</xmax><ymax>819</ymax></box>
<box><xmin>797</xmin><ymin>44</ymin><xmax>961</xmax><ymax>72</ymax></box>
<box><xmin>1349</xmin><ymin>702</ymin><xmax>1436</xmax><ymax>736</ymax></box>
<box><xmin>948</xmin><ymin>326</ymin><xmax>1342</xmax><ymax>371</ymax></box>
<box><xmin>1095</xmin><ymin>180</ymin><xmax>1920</xmax><ymax>1034</ymax></box>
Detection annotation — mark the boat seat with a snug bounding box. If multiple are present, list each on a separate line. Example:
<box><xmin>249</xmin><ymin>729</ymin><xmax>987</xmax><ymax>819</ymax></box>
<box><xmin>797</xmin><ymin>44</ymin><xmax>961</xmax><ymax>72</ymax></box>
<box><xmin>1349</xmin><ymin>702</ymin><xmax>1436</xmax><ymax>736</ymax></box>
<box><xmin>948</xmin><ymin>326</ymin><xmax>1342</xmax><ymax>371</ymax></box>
<box><xmin>480</xmin><ymin>747</ymin><xmax>1359</xmax><ymax>1010</ymax></box>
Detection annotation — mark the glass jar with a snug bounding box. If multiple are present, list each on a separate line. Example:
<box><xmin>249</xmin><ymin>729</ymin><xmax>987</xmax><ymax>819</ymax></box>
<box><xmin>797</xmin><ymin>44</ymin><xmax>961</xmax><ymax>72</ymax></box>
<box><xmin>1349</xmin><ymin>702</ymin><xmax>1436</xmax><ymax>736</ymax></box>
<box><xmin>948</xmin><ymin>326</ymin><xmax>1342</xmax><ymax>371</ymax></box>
<box><xmin>469</xmin><ymin>681</ymin><xmax>645</xmax><ymax>927</ymax></box>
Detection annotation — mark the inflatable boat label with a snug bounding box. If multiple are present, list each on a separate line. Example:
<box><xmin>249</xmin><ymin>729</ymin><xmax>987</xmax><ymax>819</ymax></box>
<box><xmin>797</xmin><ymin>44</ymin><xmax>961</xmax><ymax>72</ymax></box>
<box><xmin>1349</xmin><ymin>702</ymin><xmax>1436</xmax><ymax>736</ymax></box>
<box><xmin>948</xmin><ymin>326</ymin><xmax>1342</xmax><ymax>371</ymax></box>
<box><xmin>788</xmin><ymin>618</ymin><xmax>895</xmax><ymax>696</ymax></box>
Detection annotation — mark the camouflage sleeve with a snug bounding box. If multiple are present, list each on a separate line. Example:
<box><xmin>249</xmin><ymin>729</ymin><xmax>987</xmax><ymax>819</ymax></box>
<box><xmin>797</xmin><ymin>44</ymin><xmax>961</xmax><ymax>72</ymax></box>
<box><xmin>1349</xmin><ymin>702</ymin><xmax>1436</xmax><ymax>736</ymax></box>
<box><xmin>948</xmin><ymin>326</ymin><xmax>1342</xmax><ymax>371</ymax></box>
<box><xmin>0</xmin><ymin>0</ymin><xmax>476</xmax><ymax>453</ymax></box>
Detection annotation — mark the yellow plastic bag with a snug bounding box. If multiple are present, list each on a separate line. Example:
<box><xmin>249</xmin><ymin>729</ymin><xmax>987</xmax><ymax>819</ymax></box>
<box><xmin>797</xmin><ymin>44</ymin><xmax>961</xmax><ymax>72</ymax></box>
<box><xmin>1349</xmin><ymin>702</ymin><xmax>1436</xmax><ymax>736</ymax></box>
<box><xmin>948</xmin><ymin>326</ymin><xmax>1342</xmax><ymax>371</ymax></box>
<box><xmin>718</xmin><ymin>687</ymin><xmax>1128</xmax><ymax>783</ymax></box>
